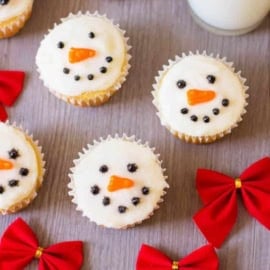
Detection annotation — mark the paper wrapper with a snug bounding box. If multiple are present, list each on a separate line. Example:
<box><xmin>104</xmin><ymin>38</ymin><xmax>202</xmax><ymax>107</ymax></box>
<box><xmin>68</xmin><ymin>134</ymin><xmax>169</xmax><ymax>229</ymax></box>
<box><xmin>0</xmin><ymin>122</ymin><xmax>46</xmax><ymax>214</ymax></box>
<box><xmin>37</xmin><ymin>11</ymin><xmax>131</xmax><ymax>107</ymax></box>
<box><xmin>152</xmin><ymin>51</ymin><xmax>249</xmax><ymax>144</ymax></box>
<box><xmin>0</xmin><ymin>2</ymin><xmax>33</xmax><ymax>39</ymax></box>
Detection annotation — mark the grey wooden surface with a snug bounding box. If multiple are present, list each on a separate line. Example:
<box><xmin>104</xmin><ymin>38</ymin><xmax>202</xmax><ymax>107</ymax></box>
<box><xmin>0</xmin><ymin>0</ymin><xmax>269</xmax><ymax>269</ymax></box>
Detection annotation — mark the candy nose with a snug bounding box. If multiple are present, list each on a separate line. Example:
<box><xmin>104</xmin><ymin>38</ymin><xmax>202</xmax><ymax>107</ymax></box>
<box><xmin>187</xmin><ymin>89</ymin><xmax>216</xmax><ymax>105</ymax></box>
<box><xmin>69</xmin><ymin>47</ymin><xmax>96</xmax><ymax>63</ymax></box>
<box><xmin>107</xmin><ymin>175</ymin><xmax>134</xmax><ymax>192</ymax></box>
<box><xmin>0</xmin><ymin>158</ymin><xmax>13</xmax><ymax>170</ymax></box>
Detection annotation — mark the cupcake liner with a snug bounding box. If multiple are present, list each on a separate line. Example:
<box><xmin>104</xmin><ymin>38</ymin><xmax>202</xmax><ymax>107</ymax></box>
<box><xmin>68</xmin><ymin>134</ymin><xmax>169</xmax><ymax>229</ymax></box>
<box><xmin>152</xmin><ymin>51</ymin><xmax>249</xmax><ymax>144</ymax></box>
<box><xmin>37</xmin><ymin>11</ymin><xmax>131</xmax><ymax>107</ymax></box>
<box><xmin>0</xmin><ymin>3</ymin><xmax>33</xmax><ymax>39</ymax></box>
<box><xmin>0</xmin><ymin>121</ymin><xmax>46</xmax><ymax>215</ymax></box>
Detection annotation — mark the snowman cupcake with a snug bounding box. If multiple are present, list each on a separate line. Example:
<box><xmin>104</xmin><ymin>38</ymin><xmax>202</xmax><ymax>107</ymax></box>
<box><xmin>36</xmin><ymin>12</ymin><xmax>131</xmax><ymax>106</ymax></box>
<box><xmin>0</xmin><ymin>0</ymin><xmax>34</xmax><ymax>39</ymax></box>
<box><xmin>152</xmin><ymin>52</ymin><xmax>249</xmax><ymax>143</ymax></box>
<box><xmin>0</xmin><ymin>122</ymin><xmax>45</xmax><ymax>214</ymax></box>
<box><xmin>68</xmin><ymin>135</ymin><xmax>168</xmax><ymax>229</ymax></box>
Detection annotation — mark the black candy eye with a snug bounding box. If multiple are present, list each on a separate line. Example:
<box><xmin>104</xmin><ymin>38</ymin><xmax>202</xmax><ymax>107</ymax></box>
<box><xmin>127</xmin><ymin>163</ymin><xmax>138</xmax><ymax>173</ymax></box>
<box><xmin>0</xmin><ymin>0</ymin><xmax>9</xmax><ymax>5</ymax></box>
<box><xmin>99</xmin><ymin>165</ymin><xmax>108</xmax><ymax>173</ymax></box>
<box><xmin>8</xmin><ymin>149</ymin><xmax>19</xmax><ymax>159</ymax></box>
<box><xmin>19</xmin><ymin>168</ymin><xmax>29</xmax><ymax>176</ymax></box>
<box><xmin>57</xmin><ymin>42</ymin><xmax>64</xmax><ymax>49</ymax></box>
<box><xmin>89</xmin><ymin>32</ymin><xmax>95</xmax><ymax>38</ymax></box>
<box><xmin>0</xmin><ymin>186</ymin><xmax>4</xmax><ymax>194</ymax></box>
<box><xmin>176</xmin><ymin>80</ymin><xmax>186</xmax><ymax>89</ymax></box>
<box><xmin>207</xmin><ymin>75</ymin><xmax>216</xmax><ymax>84</ymax></box>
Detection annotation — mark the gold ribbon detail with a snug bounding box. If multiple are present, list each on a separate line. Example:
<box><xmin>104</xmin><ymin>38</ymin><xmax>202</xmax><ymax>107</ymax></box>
<box><xmin>35</xmin><ymin>247</ymin><xmax>44</xmax><ymax>259</ymax></box>
<box><xmin>172</xmin><ymin>261</ymin><xmax>179</xmax><ymax>270</ymax></box>
<box><xmin>235</xmin><ymin>178</ymin><xmax>242</xmax><ymax>189</ymax></box>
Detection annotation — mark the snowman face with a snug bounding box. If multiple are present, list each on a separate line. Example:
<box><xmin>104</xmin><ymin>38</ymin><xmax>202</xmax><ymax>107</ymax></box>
<box><xmin>71</xmin><ymin>138</ymin><xmax>168</xmax><ymax>228</ymax></box>
<box><xmin>0</xmin><ymin>0</ymin><xmax>33</xmax><ymax>19</ymax></box>
<box><xmin>157</xmin><ymin>55</ymin><xmax>246</xmax><ymax>137</ymax></box>
<box><xmin>36</xmin><ymin>15</ymin><xmax>126</xmax><ymax>96</ymax></box>
<box><xmin>0</xmin><ymin>124</ymin><xmax>38</xmax><ymax>210</ymax></box>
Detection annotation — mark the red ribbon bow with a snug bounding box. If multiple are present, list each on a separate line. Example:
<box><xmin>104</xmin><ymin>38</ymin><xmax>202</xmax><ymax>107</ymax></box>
<box><xmin>0</xmin><ymin>218</ymin><xmax>84</xmax><ymax>270</ymax></box>
<box><xmin>136</xmin><ymin>244</ymin><xmax>219</xmax><ymax>270</ymax></box>
<box><xmin>0</xmin><ymin>70</ymin><xmax>25</xmax><ymax>121</ymax></box>
<box><xmin>193</xmin><ymin>157</ymin><xmax>270</xmax><ymax>248</ymax></box>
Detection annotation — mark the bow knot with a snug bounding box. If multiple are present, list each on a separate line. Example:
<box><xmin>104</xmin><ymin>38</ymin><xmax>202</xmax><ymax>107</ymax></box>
<box><xmin>0</xmin><ymin>218</ymin><xmax>84</xmax><ymax>270</ymax></box>
<box><xmin>194</xmin><ymin>157</ymin><xmax>270</xmax><ymax>248</ymax></box>
<box><xmin>234</xmin><ymin>178</ymin><xmax>242</xmax><ymax>189</ymax></box>
<box><xmin>35</xmin><ymin>247</ymin><xmax>44</xmax><ymax>259</ymax></box>
<box><xmin>0</xmin><ymin>70</ymin><xmax>25</xmax><ymax>121</ymax></box>
<box><xmin>172</xmin><ymin>261</ymin><xmax>179</xmax><ymax>269</ymax></box>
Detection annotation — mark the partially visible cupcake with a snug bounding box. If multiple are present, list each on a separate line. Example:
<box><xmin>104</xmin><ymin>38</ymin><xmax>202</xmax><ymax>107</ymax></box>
<box><xmin>36</xmin><ymin>12</ymin><xmax>131</xmax><ymax>106</ymax></box>
<box><xmin>0</xmin><ymin>122</ymin><xmax>45</xmax><ymax>214</ymax></box>
<box><xmin>0</xmin><ymin>0</ymin><xmax>34</xmax><ymax>39</ymax></box>
<box><xmin>152</xmin><ymin>51</ymin><xmax>249</xmax><ymax>144</ymax></box>
<box><xmin>68</xmin><ymin>134</ymin><xmax>168</xmax><ymax>229</ymax></box>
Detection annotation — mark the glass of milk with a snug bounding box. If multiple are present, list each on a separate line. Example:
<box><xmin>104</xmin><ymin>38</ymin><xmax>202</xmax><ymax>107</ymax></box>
<box><xmin>187</xmin><ymin>0</ymin><xmax>270</xmax><ymax>35</ymax></box>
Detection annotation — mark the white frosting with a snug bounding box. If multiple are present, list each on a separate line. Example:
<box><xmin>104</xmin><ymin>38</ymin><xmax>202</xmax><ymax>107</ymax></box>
<box><xmin>154</xmin><ymin>54</ymin><xmax>247</xmax><ymax>137</ymax></box>
<box><xmin>36</xmin><ymin>14</ymin><xmax>127</xmax><ymax>96</ymax></box>
<box><xmin>70</xmin><ymin>136</ymin><xmax>168</xmax><ymax>229</ymax></box>
<box><xmin>188</xmin><ymin>0</ymin><xmax>270</xmax><ymax>30</ymax></box>
<box><xmin>0</xmin><ymin>123</ymin><xmax>38</xmax><ymax>210</ymax></box>
<box><xmin>0</xmin><ymin>0</ymin><xmax>33</xmax><ymax>21</ymax></box>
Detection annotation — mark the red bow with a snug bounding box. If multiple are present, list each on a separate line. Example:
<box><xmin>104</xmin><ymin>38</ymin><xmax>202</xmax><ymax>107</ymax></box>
<box><xmin>193</xmin><ymin>157</ymin><xmax>270</xmax><ymax>248</ymax></box>
<box><xmin>0</xmin><ymin>218</ymin><xmax>84</xmax><ymax>270</ymax></box>
<box><xmin>136</xmin><ymin>244</ymin><xmax>219</xmax><ymax>270</ymax></box>
<box><xmin>0</xmin><ymin>70</ymin><xmax>25</xmax><ymax>121</ymax></box>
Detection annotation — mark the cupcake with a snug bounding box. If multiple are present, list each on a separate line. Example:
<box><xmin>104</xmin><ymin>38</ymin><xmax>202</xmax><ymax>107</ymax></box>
<box><xmin>0</xmin><ymin>122</ymin><xmax>45</xmax><ymax>214</ymax></box>
<box><xmin>152</xmin><ymin>52</ymin><xmax>249</xmax><ymax>143</ymax></box>
<box><xmin>0</xmin><ymin>0</ymin><xmax>34</xmax><ymax>39</ymax></box>
<box><xmin>36</xmin><ymin>12</ymin><xmax>131</xmax><ymax>106</ymax></box>
<box><xmin>68</xmin><ymin>134</ymin><xmax>168</xmax><ymax>229</ymax></box>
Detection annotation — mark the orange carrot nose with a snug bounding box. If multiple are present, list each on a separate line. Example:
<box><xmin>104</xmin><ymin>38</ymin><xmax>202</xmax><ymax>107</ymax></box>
<box><xmin>187</xmin><ymin>89</ymin><xmax>216</xmax><ymax>106</ymax></box>
<box><xmin>0</xmin><ymin>159</ymin><xmax>13</xmax><ymax>170</ymax></box>
<box><xmin>69</xmin><ymin>47</ymin><xmax>96</xmax><ymax>63</ymax></box>
<box><xmin>107</xmin><ymin>175</ymin><xmax>134</xmax><ymax>192</ymax></box>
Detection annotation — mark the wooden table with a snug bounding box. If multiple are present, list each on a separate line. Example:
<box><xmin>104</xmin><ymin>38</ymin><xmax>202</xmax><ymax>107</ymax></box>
<box><xmin>1</xmin><ymin>1</ymin><xmax>269</xmax><ymax>269</ymax></box>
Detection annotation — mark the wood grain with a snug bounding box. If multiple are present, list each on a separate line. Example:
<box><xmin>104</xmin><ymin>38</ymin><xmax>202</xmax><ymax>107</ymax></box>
<box><xmin>0</xmin><ymin>1</ymin><xmax>269</xmax><ymax>269</ymax></box>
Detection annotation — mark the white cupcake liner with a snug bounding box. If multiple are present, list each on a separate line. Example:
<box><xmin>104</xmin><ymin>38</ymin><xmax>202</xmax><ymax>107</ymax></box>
<box><xmin>68</xmin><ymin>134</ymin><xmax>169</xmax><ymax>229</ymax></box>
<box><xmin>36</xmin><ymin>11</ymin><xmax>132</xmax><ymax>107</ymax></box>
<box><xmin>0</xmin><ymin>121</ymin><xmax>46</xmax><ymax>215</ymax></box>
<box><xmin>0</xmin><ymin>2</ymin><xmax>33</xmax><ymax>39</ymax></box>
<box><xmin>152</xmin><ymin>51</ymin><xmax>249</xmax><ymax>144</ymax></box>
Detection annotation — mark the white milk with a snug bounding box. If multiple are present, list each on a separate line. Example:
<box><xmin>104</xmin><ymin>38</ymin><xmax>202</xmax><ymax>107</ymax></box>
<box><xmin>188</xmin><ymin>0</ymin><xmax>270</xmax><ymax>35</ymax></box>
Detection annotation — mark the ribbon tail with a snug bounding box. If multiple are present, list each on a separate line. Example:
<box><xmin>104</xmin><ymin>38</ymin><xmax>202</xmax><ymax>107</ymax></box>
<box><xmin>179</xmin><ymin>245</ymin><xmax>219</xmax><ymax>270</ymax></box>
<box><xmin>193</xmin><ymin>190</ymin><xmax>238</xmax><ymax>248</ymax></box>
<box><xmin>136</xmin><ymin>244</ymin><xmax>172</xmax><ymax>270</ymax></box>
<box><xmin>38</xmin><ymin>241</ymin><xmax>83</xmax><ymax>270</ymax></box>
<box><xmin>0</xmin><ymin>218</ymin><xmax>38</xmax><ymax>269</ymax></box>
<box><xmin>0</xmin><ymin>104</ymin><xmax>8</xmax><ymax>121</ymax></box>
